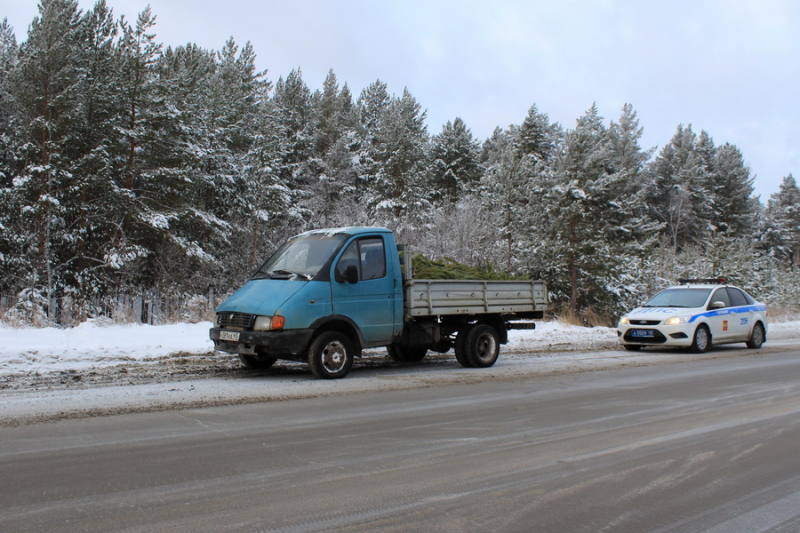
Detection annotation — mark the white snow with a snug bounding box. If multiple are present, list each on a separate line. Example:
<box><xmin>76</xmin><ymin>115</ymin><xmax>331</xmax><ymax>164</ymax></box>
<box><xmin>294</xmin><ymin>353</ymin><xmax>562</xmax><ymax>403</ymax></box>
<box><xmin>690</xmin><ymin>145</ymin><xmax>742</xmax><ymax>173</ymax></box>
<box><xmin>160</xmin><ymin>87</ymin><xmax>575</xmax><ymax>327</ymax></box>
<box><xmin>1</xmin><ymin>318</ymin><xmax>798</xmax><ymax>377</ymax></box>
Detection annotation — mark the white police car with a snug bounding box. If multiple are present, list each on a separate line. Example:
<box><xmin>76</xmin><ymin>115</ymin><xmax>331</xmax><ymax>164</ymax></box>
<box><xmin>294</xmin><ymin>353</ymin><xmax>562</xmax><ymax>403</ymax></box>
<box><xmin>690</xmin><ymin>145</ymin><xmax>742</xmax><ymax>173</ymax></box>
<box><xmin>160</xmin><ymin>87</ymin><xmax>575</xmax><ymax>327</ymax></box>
<box><xmin>617</xmin><ymin>279</ymin><xmax>768</xmax><ymax>353</ymax></box>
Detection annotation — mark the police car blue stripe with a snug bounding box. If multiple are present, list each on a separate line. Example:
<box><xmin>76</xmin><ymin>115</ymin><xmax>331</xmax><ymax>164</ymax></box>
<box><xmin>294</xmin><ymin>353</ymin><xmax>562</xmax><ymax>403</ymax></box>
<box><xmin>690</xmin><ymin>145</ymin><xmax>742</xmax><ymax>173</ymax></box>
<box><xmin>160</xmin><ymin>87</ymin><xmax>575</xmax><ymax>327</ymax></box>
<box><xmin>688</xmin><ymin>304</ymin><xmax>767</xmax><ymax>323</ymax></box>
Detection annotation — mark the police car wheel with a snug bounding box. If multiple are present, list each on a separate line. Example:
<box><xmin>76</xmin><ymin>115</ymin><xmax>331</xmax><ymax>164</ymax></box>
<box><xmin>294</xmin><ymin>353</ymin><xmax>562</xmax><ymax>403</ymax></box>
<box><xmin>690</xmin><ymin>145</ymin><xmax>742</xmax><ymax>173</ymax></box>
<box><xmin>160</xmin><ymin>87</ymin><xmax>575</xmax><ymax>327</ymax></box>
<box><xmin>690</xmin><ymin>325</ymin><xmax>710</xmax><ymax>353</ymax></box>
<box><xmin>746</xmin><ymin>323</ymin><xmax>765</xmax><ymax>349</ymax></box>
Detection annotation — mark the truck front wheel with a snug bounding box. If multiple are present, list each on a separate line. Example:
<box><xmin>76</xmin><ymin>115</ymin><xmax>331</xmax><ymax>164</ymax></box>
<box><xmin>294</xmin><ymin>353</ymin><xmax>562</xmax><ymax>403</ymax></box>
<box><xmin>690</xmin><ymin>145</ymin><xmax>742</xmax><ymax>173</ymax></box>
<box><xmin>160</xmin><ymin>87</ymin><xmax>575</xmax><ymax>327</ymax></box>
<box><xmin>308</xmin><ymin>331</ymin><xmax>354</xmax><ymax>379</ymax></box>
<box><xmin>458</xmin><ymin>324</ymin><xmax>500</xmax><ymax>368</ymax></box>
<box><xmin>239</xmin><ymin>353</ymin><xmax>278</xmax><ymax>370</ymax></box>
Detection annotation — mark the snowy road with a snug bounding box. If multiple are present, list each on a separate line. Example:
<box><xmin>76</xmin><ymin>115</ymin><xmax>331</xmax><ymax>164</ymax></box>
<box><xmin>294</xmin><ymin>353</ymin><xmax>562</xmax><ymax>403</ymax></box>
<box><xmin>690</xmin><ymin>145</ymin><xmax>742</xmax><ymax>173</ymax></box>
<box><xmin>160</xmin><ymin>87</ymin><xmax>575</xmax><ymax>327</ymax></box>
<box><xmin>1</xmin><ymin>319</ymin><xmax>799</xmax><ymax>426</ymax></box>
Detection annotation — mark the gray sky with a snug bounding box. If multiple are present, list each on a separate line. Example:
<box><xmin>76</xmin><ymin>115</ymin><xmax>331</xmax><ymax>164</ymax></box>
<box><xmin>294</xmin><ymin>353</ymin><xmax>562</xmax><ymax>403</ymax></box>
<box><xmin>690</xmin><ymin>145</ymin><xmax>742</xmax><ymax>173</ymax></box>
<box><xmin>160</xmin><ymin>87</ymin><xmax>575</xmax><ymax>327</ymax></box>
<box><xmin>5</xmin><ymin>0</ymin><xmax>799</xmax><ymax>201</ymax></box>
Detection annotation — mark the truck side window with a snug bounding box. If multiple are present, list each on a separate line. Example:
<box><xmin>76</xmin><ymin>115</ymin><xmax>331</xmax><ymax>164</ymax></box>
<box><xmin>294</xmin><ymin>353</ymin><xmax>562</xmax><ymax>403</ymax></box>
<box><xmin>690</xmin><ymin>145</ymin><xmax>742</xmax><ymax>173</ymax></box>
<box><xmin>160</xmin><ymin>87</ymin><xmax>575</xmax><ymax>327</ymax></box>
<box><xmin>360</xmin><ymin>238</ymin><xmax>386</xmax><ymax>280</ymax></box>
<box><xmin>335</xmin><ymin>237</ymin><xmax>386</xmax><ymax>282</ymax></box>
<box><xmin>336</xmin><ymin>241</ymin><xmax>361</xmax><ymax>282</ymax></box>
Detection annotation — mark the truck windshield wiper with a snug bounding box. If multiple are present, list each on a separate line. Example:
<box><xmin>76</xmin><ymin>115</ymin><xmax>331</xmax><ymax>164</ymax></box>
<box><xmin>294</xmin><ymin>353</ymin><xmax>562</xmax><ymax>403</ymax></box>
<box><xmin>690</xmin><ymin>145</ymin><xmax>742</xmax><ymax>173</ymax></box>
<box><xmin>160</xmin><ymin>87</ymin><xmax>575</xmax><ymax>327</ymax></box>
<box><xmin>269</xmin><ymin>269</ymin><xmax>312</xmax><ymax>281</ymax></box>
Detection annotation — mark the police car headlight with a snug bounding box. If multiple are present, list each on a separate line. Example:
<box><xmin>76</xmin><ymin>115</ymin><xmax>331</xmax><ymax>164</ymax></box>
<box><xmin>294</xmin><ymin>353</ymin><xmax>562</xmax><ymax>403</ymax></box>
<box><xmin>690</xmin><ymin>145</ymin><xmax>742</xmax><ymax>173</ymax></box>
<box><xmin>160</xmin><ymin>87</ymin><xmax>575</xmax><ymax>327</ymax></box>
<box><xmin>619</xmin><ymin>316</ymin><xmax>629</xmax><ymax>325</ymax></box>
<box><xmin>664</xmin><ymin>316</ymin><xmax>688</xmax><ymax>326</ymax></box>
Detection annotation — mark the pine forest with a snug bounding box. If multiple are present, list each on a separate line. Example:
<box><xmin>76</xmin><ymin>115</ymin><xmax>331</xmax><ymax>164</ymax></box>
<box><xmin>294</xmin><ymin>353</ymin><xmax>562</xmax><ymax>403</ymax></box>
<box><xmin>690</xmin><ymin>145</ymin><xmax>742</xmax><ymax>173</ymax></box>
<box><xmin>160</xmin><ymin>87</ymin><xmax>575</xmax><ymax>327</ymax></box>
<box><xmin>1</xmin><ymin>1</ymin><xmax>798</xmax><ymax>328</ymax></box>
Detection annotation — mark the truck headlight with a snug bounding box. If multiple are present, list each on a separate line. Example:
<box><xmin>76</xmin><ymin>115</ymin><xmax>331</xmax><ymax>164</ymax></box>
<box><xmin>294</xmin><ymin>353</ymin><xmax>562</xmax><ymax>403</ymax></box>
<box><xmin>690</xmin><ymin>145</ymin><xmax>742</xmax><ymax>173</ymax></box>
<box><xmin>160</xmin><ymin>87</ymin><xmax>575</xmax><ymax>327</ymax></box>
<box><xmin>664</xmin><ymin>316</ymin><xmax>688</xmax><ymax>326</ymax></box>
<box><xmin>253</xmin><ymin>315</ymin><xmax>285</xmax><ymax>331</ymax></box>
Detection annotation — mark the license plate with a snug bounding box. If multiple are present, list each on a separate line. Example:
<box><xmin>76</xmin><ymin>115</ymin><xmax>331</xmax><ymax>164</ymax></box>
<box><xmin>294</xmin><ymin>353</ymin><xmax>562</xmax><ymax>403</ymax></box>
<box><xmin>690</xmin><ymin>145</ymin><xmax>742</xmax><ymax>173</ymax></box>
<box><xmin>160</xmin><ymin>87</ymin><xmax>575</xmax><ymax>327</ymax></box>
<box><xmin>219</xmin><ymin>331</ymin><xmax>240</xmax><ymax>342</ymax></box>
<box><xmin>630</xmin><ymin>329</ymin><xmax>654</xmax><ymax>338</ymax></box>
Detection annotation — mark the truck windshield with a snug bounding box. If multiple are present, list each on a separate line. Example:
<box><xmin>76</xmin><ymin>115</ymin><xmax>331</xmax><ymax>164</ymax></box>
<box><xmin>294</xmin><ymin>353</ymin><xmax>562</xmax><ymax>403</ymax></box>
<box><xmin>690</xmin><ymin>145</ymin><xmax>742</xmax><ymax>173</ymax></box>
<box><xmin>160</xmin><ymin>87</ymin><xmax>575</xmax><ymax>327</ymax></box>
<box><xmin>642</xmin><ymin>288</ymin><xmax>712</xmax><ymax>308</ymax></box>
<box><xmin>252</xmin><ymin>233</ymin><xmax>347</xmax><ymax>280</ymax></box>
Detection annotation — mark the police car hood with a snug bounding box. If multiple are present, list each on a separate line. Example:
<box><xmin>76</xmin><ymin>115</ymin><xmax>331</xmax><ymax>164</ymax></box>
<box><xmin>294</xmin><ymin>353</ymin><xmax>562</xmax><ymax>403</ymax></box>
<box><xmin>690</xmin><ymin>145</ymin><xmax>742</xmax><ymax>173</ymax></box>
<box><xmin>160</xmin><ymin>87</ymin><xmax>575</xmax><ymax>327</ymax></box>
<box><xmin>626</xmin><ymin>306</ymin><xmax>701</xmax><ymax>321</ymax></box>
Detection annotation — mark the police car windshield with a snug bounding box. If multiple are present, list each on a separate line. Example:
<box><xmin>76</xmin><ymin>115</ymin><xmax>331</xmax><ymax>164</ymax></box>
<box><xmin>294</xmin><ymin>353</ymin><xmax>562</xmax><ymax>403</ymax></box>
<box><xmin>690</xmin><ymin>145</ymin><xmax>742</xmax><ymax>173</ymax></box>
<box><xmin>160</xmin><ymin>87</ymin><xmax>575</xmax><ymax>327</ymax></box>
<box><xmin>253</xmin><ymin>233</ymin><xmax>347</xmax><ymax>280</ymax></box>
<box><xmin>643</xmin><ymin>288</ymin><xmax>712</xmax><ymax>308</ymax></box>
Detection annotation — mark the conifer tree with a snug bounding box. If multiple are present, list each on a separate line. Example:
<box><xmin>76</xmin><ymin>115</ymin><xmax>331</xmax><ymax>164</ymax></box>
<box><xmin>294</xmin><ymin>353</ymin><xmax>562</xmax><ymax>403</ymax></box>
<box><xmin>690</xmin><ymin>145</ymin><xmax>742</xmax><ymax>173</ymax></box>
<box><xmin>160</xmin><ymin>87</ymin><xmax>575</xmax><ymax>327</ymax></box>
<box><xmin>0</xmin><ymin>18</ymin><xmax>21</xmax><ymax>298</ymax></box>
<box><xmin>767</xmin><ymin>174</ymin><xmax>800</xmax><ymax>269</ymax></box>
<box><xmin>9</xmin><ymin>0</ymin><xmax>86</xmax><ymax>322</ymax></box>
<box><xmin>429</xmin><ymin>117</ymin><xmax>481</xmax><ymax>203</ymax></box>
<box><xmin>706</xmin><ymin>142</ymin><xmax>757</xmax><ymax>237</ymax></box>
<box><xmin>373</xmin><ymin>88</ymin><xmax>429</xmax><ymax>226</ymax></box>
<box><xmin>645</xmin><ymin>125</ymin><xmax>705</xmax><ymax>250</ymax></box>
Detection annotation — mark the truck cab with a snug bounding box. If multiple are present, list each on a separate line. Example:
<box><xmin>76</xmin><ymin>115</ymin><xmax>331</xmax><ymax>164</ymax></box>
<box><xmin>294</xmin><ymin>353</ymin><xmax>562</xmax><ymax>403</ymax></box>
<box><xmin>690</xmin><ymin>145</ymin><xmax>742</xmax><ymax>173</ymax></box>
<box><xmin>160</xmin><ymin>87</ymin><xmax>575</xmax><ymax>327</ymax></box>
<box><xmin>210</xmin><ymin>227</ymin><xmax>402</xmax><ymax>378</ymax></box>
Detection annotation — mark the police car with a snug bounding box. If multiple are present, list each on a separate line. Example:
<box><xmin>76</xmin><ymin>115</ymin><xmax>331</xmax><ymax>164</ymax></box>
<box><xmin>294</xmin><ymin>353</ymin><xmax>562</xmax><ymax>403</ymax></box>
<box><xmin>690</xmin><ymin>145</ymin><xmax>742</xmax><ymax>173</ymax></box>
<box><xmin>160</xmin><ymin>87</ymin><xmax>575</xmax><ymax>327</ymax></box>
<box><xmin>617</xmin><ymin>279</ymin><xmax>768</xmax><ymax>353</ymax></box>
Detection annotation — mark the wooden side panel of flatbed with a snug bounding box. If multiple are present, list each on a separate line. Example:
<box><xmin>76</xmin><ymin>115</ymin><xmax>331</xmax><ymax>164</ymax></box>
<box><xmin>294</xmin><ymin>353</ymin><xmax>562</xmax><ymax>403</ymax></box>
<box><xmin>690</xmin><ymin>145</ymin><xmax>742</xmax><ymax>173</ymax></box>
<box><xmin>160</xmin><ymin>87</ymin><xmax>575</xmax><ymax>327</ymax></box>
<box><xmin>405</xmin><ymin>279</ymin><xmax>548</xmax><ymax>317</ymax></box>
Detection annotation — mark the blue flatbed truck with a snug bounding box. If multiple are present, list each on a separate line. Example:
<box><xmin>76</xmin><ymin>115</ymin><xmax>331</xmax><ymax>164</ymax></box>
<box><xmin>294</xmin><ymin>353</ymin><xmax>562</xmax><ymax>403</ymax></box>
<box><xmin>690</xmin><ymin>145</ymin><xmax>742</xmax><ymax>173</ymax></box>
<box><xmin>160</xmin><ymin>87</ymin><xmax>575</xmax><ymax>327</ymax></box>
<box><xmin>210</xmin><ymin>227</ymin><xmax>548</xmax><ymax>379</ymax></box>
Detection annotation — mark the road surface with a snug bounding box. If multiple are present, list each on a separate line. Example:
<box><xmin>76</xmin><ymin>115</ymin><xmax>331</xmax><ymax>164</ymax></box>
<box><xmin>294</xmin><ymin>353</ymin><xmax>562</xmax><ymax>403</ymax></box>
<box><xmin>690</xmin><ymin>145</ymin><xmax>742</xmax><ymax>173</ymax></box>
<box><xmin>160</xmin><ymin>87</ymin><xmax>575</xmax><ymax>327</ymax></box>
<box><xmin>1</xmin><ymin>348</ymin><xmax>799</xmax><ymax>532</ymax></box>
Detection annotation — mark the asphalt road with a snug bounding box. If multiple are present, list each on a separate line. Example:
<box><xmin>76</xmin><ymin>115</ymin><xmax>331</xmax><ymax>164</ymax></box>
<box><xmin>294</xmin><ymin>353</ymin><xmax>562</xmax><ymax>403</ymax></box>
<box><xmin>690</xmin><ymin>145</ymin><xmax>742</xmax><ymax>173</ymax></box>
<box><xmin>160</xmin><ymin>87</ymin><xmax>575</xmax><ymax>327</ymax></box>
<box><xmin>1</xmin><ymin>349</ymin><xmax>799</xmax><ymax>533</ymax></box>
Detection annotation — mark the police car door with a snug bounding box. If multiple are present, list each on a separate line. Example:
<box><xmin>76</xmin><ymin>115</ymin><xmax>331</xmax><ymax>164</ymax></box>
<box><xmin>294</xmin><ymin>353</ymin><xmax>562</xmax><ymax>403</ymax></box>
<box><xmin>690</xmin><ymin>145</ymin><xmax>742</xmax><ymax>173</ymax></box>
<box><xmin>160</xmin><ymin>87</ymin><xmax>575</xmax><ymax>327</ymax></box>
<box><xmin>726</xmin><ymin>287</ymin><xmax>753</xmax><ymax>341</ymax></box>
<box><xmin>707</xmin><ymin>287</ymin><xmax>734</xmax><ymax>342</ymax></box>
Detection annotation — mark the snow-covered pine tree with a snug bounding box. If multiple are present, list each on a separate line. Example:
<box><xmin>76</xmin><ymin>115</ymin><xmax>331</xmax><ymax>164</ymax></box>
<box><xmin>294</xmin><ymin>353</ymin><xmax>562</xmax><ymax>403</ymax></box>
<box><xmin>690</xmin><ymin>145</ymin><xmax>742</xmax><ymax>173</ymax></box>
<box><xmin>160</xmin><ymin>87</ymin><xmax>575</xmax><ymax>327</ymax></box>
<box><xmin>365</xmin><ymin>87</ymin><xmax>430</xmax><ymax>234</ymax></box>
<box><xmin>304</xmin><ymin>70</ymin><xmax>361</xmax><ymax>227</ymax></box>
<box><xmin>0</xmin><ymin>18</ymin><xmax>21</xmax><ymax>305</ymax></box>
<box><xmin>59</xmin><ymin>0</ymin><xmax>127</xmax><ymax>320</ymax></box>
<box><xmin>355</xmin><ymin>79</ymin><xmax>391</xmax><ymax>203</ymax></box>
<box><xmin>644</xmin><ymin>125</ymin><xmax>706</xmax><ymax>250</ymax></box>
<box><xmin>111</xmin><ymin>5</ymin><xmax>172</xmax><ymax>293</ymax></box>
<box><xmin>600</xmin><ymin>104</ymin><xmax>661</xmax><ymax>313</ymax></box>
<box><xmin>8</xmin><ymin>0</ymin><xmax>86</xmax><ymax>323</ymax></box>
<box><xmin>767</xmin><ymin>174</ymin><xmax>800</xmax><ymax>269</ymax></box>
<box><xmin>531</xmin><ymin>103</ymin><xmax>657</xmax><ymax>321</ymax></box>
<box><xmin>705</xmin><ymin>142</ymin><xmax>758</xmax><ymax>238</ymax></box>
<box><xmin>428</xmin><ymin>117</ymin><xmax>481</xmax><ymax>203</ymax></box>
<box><xmin>272</xmin><ymin>68</ymin><xmax>314</xmax><ymax>226</ymax></box>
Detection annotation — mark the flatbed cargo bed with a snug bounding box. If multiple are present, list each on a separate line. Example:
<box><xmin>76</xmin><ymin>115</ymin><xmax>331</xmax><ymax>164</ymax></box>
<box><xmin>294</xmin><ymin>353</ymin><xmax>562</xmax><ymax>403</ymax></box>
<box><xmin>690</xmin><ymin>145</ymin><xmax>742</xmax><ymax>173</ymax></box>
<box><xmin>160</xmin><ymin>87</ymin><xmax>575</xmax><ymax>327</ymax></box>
<box><xmin>405</xmin><ymin>279</ymin><xmax>547</xmax><ymax>317</ymax></box>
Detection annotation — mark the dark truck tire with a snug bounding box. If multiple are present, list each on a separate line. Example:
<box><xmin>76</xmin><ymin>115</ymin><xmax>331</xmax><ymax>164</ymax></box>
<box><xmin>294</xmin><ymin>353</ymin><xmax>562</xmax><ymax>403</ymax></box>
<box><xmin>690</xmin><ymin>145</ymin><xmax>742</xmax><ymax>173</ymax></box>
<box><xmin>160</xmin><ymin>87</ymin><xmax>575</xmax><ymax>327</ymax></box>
<box><xmin>456</xmin><ymin>324</ymin><xmax>500</xmax><ymax>368</ymax></box>
<box><xmin>308</xmin><ymin>331</ymin><xmax>354</xmax><ymax>379</ymax></box>
<box><xmin>454</xmin><ymin>326</ymin><xmax>473</xmax><ymax>367</ymax></box>
<box><xmin>387</xmin><ymin>345</ymin><xmax>427</xmax><ymax>363</ymax></box>
<box><xmin>239</xmin><ymin>353</ymin><xmax>278</xmax><ymax>370</ymax></box>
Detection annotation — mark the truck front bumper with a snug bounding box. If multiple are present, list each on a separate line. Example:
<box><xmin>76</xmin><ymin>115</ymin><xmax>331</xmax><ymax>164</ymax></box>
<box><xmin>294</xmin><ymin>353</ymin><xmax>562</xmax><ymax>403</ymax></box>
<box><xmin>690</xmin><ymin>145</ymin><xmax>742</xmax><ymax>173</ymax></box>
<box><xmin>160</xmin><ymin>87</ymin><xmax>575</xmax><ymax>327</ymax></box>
<box><xmin>209</xmin><ymin>327</ymin><xmax>315</xmax><ymax>357</ymax></box>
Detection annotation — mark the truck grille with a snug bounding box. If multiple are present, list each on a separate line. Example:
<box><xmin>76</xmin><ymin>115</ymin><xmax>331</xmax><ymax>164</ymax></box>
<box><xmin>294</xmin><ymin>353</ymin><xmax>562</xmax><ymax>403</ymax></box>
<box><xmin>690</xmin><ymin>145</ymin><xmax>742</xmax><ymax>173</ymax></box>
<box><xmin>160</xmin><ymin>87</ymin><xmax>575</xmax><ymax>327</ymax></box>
<box><xmin>217</xmin><ymin>312</ymin><xmax>255</xmax><ymax>329</ymax></box>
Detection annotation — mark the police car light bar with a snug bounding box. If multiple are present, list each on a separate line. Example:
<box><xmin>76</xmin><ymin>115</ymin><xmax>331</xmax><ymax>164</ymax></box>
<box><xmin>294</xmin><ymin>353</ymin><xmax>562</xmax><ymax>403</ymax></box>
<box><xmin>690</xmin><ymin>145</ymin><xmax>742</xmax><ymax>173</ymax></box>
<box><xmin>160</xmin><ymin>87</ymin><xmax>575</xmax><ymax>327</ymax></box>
<box><xmin>677</xmin><ymin>278</ymin><xmax>728</xmax><ymax>285</ymax></box>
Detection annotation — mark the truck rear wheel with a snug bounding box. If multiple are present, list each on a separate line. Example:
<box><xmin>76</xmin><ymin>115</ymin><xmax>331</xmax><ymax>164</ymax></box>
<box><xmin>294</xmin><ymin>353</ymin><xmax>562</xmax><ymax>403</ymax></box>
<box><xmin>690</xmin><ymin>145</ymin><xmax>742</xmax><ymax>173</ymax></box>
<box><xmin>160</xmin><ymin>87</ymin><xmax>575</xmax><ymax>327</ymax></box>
<box><xmin>454</xmin><ymin>327</ymin><xmax>473</xmax><ymax>367</ymax></box>
<box><xmin>387</xmin><ymin>345</ymin><xmax>427</xmax><ymax>363</ymax></box>
<box><xmin>308</xmin><ymin>331</ymin><xmax>354</xmax><ymax>379</ymax></box>
<box><xmin>460</xmin><ymin>324</ymin><xmax>500</xmax><ymax>368</ymax></box>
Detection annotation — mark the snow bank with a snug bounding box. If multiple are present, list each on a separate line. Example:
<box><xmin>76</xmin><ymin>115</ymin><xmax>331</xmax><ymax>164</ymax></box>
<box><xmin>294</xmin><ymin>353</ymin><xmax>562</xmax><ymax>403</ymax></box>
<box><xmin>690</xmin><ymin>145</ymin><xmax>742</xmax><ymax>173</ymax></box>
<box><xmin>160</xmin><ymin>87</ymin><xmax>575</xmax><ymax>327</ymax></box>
<box><xmin>0</xmin><ymin>319</ymin><xmax>798</xmax><ymax>378</ymax></box>
<box><xmin>0</xmin><ymin>320</ymin><xmax>215</xmax><ymax>375</ymax></box>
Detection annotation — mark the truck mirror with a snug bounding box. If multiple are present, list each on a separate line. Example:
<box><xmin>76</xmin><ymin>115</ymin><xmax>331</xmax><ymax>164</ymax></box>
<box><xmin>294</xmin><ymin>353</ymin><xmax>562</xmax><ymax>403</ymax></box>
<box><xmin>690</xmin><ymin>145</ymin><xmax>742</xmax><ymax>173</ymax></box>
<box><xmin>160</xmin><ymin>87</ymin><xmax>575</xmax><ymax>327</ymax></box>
<box><xmin>346</xmin><ymin>264</ymin><xmax>359</xmax><ymax>284</ymax></box>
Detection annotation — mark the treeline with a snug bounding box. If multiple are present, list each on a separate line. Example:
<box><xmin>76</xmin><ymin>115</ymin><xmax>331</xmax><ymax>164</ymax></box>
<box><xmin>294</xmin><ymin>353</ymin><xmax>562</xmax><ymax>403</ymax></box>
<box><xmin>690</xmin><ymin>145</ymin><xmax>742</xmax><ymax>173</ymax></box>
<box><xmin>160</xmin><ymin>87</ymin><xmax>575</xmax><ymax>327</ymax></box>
<box><xmin>0</xmin><ymin>0</ymin><xmax>798</xmax><ymax>327</ymax></box>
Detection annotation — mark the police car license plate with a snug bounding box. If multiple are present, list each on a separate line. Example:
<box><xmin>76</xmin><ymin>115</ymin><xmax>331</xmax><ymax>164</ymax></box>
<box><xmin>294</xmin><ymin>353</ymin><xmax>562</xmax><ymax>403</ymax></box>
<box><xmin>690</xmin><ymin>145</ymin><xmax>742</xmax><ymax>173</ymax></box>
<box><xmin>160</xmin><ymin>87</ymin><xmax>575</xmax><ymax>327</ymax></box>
<box><xmin>630</xmin><ymin>329</ymin><xmax>654</xmax><ymax>338</ymax></box>
<box><xmin>220</xmin><ymin>331</ymin><xmax>240</xmax><ymax>342</ymax></box>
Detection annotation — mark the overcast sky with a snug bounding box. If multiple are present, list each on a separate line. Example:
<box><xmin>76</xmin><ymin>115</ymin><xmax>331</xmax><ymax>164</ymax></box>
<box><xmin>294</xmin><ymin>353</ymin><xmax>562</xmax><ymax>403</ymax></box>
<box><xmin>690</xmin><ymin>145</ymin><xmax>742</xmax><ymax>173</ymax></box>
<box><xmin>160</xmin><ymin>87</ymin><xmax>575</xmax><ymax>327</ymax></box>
<box><xmin>5</xmin><ymin>0</ymin><xmax>799</xmax><ymax>201</ymax></box>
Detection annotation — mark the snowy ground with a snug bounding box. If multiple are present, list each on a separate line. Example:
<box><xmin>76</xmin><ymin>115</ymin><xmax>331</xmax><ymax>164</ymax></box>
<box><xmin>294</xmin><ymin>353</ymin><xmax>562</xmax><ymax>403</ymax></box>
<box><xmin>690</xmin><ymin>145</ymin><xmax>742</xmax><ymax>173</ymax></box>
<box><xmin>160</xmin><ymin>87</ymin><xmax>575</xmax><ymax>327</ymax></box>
<box><xmin>1</xmin><ymin>319</ymin><xmax>799</xmax><ymax>425</ymax></box>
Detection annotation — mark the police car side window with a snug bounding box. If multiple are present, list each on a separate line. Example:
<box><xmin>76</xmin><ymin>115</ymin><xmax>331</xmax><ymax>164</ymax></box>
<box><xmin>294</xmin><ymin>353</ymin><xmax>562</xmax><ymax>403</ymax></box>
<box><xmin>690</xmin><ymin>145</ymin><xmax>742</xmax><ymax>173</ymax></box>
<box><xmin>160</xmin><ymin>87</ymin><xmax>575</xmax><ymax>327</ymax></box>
<box><xmin>727</xmin><ymin>288</ymin><xmax>748</xmax><ymax>307</ymax></box>
<box><xmin>710</xmin><ymin>288</ymin><xmax>731</xmax><ymax>309</ymax></box>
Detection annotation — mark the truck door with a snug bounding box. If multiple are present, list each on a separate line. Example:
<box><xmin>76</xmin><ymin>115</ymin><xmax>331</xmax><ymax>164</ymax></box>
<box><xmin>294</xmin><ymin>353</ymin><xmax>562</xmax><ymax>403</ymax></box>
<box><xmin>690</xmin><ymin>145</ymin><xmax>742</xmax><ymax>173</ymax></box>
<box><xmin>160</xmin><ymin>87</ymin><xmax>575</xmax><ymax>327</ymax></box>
<box><xmin>330</xmin><ymin>236</ymin><xmax>396</xmax><ymax>344</ymax></box>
